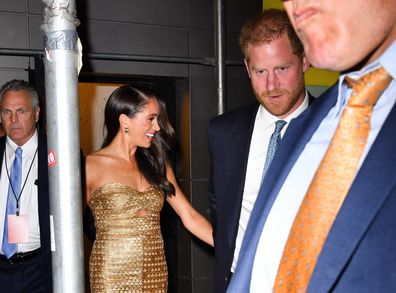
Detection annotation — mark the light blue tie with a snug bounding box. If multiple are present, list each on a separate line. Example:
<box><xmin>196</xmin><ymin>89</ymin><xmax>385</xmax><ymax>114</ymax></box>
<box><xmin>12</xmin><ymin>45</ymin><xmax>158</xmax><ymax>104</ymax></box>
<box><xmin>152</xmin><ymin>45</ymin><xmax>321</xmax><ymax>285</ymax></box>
<box><xmin>2</xmin><ymin>147</ymin><xmax>22</xmax><ymax>258</ymax></box>
<box><xmin>262</xmin><ymin>120</ymin><xmax>287</xmax><ymax>180</ymax></box>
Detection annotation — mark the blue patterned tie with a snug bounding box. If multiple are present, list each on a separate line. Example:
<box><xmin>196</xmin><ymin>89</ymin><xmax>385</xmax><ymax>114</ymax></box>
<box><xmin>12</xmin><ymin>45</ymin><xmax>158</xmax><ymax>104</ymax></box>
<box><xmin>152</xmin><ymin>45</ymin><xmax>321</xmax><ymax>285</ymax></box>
<box><xmin>262</xmin><ymin>120</ymin><xmax>287</xmax><ymax>180</ymax></box>
<box><xmin>2</xmin><ymin>147</ymin><xmax>22</xmax><ymax>258</ymax></box>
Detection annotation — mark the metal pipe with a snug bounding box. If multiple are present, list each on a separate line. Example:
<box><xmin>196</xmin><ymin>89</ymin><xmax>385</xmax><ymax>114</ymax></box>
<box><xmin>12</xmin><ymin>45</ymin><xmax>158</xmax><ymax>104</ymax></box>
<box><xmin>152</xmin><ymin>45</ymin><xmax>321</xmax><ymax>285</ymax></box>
<box><xmin>214</xmin><ymin>0</ymin><xmax>226</xmax><ymax>114</ymax></box>
<box><xmin>88</xmin><ymin>52</ymin><xmax>215</xmax><ymax>65</ymax></box>
<box><xmin>41</xmin><ymin>0</ymin><xmax>84</xmax><ymax>292</ymax></box>
<box><xmin>0</xmin><ymin>48</ymin><xmax>44</xmax><ymax>56</ymax></box>
<box><xmin>0</xmin><ymin>48</ymin><xmax>213</xmax><ymax>66</ymax></box>
<box><xmin>0</xmin><ymin>48</ymin><xmax>244</xmax><ymax>66</ymax></box>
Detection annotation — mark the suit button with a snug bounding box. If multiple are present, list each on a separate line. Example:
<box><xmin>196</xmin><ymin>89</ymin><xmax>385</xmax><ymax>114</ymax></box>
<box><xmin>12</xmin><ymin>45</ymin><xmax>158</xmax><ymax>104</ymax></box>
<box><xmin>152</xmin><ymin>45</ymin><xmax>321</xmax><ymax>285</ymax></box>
<box><xmin>225</xmin><ymin>277</ymin><xmax>228</xmax><ymax>282</ymax></box>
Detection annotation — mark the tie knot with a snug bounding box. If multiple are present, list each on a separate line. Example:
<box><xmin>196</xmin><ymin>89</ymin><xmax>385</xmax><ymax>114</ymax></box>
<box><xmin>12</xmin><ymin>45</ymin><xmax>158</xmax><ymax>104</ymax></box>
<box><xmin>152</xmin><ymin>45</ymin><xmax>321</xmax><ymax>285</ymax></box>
<box><xmin>15</xmin><ymin>147</ymin><xmax>23</xmax><ymax>156</ymax></box>
<box><xmin>346</xmin><ymin>67</ymin><xmax>392</xmax><ymax>106</ymax></box>
<box><xmin>274</xmin><ymin>120</ymin><xmax>287</xmax><ymax>134</ymax></box>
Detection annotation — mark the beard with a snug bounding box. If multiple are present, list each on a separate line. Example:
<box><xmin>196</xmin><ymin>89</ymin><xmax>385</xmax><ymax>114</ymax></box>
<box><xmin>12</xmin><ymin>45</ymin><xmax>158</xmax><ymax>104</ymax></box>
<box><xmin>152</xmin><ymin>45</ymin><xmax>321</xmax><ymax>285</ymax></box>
<box><xmin>254</xmin><ymin>78</ymin><xmax>305</xmax><ymax>118</ymax></box>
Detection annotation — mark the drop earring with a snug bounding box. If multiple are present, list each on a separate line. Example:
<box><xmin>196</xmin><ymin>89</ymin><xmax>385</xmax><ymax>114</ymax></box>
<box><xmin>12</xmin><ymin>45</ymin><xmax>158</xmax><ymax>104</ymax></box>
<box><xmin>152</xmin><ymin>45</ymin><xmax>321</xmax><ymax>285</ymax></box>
<box><xmin>124</xmin><ymin>127</ymin><xmax>129</xmax><ymax>134</ymax></box>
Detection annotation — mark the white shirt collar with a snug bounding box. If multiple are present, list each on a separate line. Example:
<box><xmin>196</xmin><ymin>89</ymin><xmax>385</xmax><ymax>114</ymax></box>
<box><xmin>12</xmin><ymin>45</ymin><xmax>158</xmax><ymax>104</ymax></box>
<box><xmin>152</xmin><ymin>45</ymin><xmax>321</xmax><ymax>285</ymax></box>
<box><xmin>6</xmin><ymin>130</ymin><xmax>38</xmax><ymax>157</ymax></box>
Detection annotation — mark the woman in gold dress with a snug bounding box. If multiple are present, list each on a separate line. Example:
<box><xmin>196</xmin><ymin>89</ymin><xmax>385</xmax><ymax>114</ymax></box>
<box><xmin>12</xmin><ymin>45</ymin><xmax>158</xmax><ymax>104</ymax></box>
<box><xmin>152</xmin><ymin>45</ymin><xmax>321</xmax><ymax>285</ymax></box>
<box><xmin>85</xmin><ymin>85</ymin><xmax>213</xmax><ymax>292</ymax></box>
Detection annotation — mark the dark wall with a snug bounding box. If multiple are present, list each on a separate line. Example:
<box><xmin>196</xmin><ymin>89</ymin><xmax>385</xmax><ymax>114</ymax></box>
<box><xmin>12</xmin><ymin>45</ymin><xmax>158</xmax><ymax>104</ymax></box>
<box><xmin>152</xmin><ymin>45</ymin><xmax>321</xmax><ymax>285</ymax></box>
<box><xmin>0</xmin><ymin>1</ymin><xmax>262</xmax><ymax>292</ymax></box>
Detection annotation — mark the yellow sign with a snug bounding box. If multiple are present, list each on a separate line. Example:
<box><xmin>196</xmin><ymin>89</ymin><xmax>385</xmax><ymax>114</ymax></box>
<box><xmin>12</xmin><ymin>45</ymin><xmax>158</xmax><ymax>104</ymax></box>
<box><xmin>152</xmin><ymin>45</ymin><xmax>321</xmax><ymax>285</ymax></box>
<box><xmin>305</xmin><ymin>67</ymin><xmax>339</xmax><ymax>86</ymax></box>
<box><xmin>263</xmin><ymin>0</ymin><xmax>283</xmax><ymax>10</ymax></box>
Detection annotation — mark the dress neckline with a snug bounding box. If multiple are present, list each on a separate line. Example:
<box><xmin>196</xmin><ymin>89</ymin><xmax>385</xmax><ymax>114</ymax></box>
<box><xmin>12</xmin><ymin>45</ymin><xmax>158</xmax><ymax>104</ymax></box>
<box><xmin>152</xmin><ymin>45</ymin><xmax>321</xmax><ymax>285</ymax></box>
<box><xmin>91</xmin><ymin>182</ymin><xmax>155</xmax><ymax>197</ymax></box>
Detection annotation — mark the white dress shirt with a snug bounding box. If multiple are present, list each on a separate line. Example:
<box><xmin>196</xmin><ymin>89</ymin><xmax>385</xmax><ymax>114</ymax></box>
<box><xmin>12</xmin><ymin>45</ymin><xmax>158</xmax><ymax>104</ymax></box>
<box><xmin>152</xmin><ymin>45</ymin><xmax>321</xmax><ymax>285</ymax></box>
<box><xmin>231</xmin><ymin>92</ymin><xmax>310</xmax><ymax>272</ymax></box>
<box><xmin>250</xmin><ymin>41</ymin><xmax>396</xmax><ymax>292</ymax></box>
<box><xmin>0</xmin><ymin>131</ymin><xmax>40</xmax><ymax>254</ymax></box>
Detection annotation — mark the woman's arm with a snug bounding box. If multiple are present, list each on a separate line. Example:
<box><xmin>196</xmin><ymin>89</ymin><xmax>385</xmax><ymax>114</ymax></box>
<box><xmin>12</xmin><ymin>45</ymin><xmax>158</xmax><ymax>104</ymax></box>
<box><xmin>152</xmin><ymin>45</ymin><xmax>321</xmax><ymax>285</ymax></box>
<box><xmin>165</xmin><ymin>164</ymin><xmax>214</xmax><ymax>246</ymax></box>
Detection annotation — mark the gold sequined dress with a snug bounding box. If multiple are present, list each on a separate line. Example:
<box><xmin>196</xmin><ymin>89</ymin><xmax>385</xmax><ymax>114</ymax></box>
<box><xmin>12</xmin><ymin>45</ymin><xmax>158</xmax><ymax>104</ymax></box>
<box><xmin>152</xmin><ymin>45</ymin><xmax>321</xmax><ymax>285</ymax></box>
<box><xmin>89</xmin><ymin>182</ymin><xmax>167</xmax><ymax>292</ymax></box>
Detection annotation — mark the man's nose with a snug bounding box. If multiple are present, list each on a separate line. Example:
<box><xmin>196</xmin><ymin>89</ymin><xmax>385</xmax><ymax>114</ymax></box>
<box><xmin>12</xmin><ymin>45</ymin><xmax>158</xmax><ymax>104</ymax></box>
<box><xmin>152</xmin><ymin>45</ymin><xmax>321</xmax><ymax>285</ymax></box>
<box><xmin>266</xmin><ymin>73</ymin><xmax>280</xmax><ymax>92</ymax></box>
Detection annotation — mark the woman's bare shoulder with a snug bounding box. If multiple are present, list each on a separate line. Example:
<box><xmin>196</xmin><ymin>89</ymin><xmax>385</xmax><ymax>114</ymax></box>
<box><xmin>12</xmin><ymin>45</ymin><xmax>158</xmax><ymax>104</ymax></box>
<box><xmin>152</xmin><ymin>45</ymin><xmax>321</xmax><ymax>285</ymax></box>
<box><xmin>85</xmin><ymin>149</ymin><xmax>118</xmax><ymax>201</ymax></box>
<box><xmin>86</xmin><ymin>148</ymin><xmax>116</xmax><ymax>164</ymax></box>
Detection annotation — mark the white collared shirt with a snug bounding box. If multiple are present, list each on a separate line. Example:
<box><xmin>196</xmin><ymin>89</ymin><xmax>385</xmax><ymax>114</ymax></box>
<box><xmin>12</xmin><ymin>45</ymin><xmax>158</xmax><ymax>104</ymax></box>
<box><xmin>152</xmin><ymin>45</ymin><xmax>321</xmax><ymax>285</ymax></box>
<box><xmin>0</xmin><ymin>131</ymin><xmax>40</xmax><ymax>254</ymax></box>
<box><xmin>231</xmin><ymin>92</ymin><xmax>310</xmax><ymax>272</ymax></box>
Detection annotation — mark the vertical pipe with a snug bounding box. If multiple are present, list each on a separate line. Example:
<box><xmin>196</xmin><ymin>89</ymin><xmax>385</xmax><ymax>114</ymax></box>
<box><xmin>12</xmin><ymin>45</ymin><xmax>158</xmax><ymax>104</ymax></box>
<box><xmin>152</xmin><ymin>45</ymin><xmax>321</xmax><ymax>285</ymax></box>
<box><xmin>41</xmin><ymin>1</ymin><xmax>84</xmax><ymax>292</ymax></box>
<box><xmin>214</xmin><ymin>0</ymin><xmax>226</xmax><ymax>114</ymax></box>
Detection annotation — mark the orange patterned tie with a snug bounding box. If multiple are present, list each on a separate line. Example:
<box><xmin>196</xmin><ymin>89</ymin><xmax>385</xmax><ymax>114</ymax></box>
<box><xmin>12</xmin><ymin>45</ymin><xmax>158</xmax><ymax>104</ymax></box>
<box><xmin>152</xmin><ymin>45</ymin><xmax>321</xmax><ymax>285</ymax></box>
<box><xmin>274</xmin><ymin>67</ymin><xmax>392</xmax><ymax>293</ymax></box>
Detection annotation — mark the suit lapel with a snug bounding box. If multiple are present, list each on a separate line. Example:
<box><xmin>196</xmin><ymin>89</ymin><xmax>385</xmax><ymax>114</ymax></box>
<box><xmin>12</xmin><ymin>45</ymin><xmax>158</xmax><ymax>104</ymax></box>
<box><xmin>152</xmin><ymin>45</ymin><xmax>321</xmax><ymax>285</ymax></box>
<box><xmin>0</xmin><ymin>137</ymin><xmax>5</xmax><ymax>176</ymax></box>
<box><xmin>308</xmin><ymin>102</ymin><xmax>396</xmax><ymax>292</ymax></box>
<box><xmin>225</xmin><ymin>104</ymin><xmax>259</xmax><ymax>246</ymax></box>
<box><xmin>37</xmin><ymin>134</ymin><xmax>50</xmax><ymax>250</ymax></box>
<box><xmin>308</xmin><ymin>92</ymin><xmax>316</xmax><ymax>105</ymax></box>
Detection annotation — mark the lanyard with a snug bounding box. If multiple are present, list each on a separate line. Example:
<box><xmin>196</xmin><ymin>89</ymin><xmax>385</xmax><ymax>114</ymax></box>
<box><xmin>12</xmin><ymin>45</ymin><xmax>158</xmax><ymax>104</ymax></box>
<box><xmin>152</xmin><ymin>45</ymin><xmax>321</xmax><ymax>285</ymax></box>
<box><xmin>4</xmin><ymin>145</ymin><xmax>38</xmax><ymax>216</ymax></box>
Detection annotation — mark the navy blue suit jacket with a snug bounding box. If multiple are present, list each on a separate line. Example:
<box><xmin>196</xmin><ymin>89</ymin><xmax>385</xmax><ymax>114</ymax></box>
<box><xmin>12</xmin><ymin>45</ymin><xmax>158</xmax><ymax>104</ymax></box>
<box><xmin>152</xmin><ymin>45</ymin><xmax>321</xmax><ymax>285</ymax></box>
<box><xmin>0</xmin><ymin>133</ymin><xmax>52</xmax><ymax>292</ymax></box>
<box><xmin>228</xmin><ymin>84</ymin><xmax>396</xmax><ymax>292</ymax></box>
<box><xmin>208</xmin><ymin>94</ymin><xmax>315</xmax><ymax>293</ymax></box>
<box><xmin>208</xmin><ymin>102</ymin><xmax>258</xmax><ymax>293</ymax></box>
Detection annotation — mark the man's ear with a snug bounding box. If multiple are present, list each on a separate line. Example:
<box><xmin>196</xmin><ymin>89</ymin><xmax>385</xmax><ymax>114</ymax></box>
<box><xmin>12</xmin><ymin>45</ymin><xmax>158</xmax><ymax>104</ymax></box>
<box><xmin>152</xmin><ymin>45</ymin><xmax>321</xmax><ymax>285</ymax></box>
<box><xmin>34</xmin><ymin>106</ymin><xmax>40</xmax><ymax>122</ymax></box>
<box><xmin>302</xmin><ymin>55</ymin><xmax>311</xmax><ymax>73</ymax></box>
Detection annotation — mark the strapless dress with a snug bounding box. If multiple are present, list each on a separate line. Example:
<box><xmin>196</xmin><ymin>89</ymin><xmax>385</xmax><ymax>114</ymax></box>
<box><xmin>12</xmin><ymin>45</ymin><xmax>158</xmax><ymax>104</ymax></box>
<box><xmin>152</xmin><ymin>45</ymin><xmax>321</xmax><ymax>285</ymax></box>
<box><xmin>89</xmin><ymin>182</ymin><xmax>167</xmax><ymax>292</ymax></box>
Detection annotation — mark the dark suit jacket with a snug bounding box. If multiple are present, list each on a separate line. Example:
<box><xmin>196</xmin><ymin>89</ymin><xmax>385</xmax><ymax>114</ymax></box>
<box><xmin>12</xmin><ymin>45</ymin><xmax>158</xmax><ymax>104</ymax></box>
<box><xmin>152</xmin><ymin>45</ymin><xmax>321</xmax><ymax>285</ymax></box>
<box><xmin>208</xmin><ymin>94</ymin><xmax>315</xmax><ymax>293</ymax></box>
<box><xmin>228</xmin><ymin>84</ymin><xmax>396</xmax><ymax>292</ymax></box>
<box><xmin>0</xmin><ymin>133</ymin><xmax>53</xmax><ymax>292</ymax></box>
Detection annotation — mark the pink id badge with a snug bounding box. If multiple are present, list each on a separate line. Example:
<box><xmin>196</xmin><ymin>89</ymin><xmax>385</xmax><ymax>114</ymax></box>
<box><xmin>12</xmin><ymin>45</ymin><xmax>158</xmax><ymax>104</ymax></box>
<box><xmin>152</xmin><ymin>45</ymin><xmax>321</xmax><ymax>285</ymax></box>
<box><xmin>8</xmin><ymin>214</ymin><xmax>29</xmax><ymax>244</ymax></box>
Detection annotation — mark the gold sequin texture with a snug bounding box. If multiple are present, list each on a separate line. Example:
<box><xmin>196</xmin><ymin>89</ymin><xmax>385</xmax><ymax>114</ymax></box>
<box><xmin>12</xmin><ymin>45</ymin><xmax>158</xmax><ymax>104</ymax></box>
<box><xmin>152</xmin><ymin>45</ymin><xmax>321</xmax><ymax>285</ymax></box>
<box><xmin>89</xmin><ymin>183</ymin><xmax>167</xmax><ymax>293</ymax></box>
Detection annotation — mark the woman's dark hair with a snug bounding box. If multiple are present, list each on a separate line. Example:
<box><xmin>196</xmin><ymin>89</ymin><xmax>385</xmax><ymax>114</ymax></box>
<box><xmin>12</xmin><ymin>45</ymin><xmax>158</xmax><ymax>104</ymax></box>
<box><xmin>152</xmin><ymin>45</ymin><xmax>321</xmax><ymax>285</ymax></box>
<box><xmin>102</xmin><ymin>85</ymin><xmax>176</xmax><ymax>197</ymax></box>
